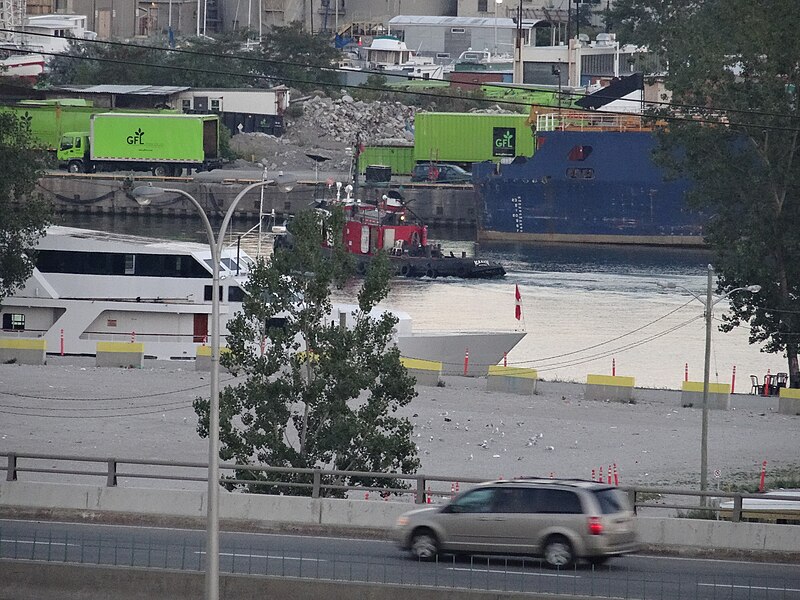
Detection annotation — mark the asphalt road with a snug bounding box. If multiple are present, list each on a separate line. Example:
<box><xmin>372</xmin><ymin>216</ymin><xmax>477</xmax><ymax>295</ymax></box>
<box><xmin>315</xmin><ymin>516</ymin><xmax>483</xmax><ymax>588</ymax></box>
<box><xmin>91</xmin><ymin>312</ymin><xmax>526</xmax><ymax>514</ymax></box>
<box><xmin>1</xmin><ymin>519</ymin><xmax>798</xmax><ymax>600</ymax></box>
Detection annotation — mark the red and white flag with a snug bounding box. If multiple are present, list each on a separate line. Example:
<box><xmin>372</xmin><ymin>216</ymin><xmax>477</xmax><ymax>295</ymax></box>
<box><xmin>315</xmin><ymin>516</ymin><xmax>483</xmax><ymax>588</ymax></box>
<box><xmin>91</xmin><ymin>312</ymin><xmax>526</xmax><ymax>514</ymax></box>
<box><xmin>515</xmin><ymin>284</ymin><xmax>522</xmax><ymax>321</ymax></box>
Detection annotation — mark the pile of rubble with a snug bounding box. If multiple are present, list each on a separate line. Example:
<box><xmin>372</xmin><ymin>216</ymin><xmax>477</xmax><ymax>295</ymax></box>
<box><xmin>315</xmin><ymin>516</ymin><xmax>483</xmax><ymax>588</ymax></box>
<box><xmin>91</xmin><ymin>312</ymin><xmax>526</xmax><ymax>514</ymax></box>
<box><xmin>228</xmin><ymin>92</ymin><xmax>523</xmax><ymax>176</ymax></box>
<box><xmin>228</xmin><ymin>93</ymin><xmax>418</xmax><ymax>175</ymax></box>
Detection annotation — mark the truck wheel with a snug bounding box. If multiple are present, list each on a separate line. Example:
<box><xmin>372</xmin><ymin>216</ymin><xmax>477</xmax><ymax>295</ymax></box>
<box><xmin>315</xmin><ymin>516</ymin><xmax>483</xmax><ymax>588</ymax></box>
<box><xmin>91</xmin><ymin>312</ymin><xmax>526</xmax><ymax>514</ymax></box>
<box><xmin>67</xmin><ymin>160</ymin><xmax>83</xmax><ymax>174</ymax></box>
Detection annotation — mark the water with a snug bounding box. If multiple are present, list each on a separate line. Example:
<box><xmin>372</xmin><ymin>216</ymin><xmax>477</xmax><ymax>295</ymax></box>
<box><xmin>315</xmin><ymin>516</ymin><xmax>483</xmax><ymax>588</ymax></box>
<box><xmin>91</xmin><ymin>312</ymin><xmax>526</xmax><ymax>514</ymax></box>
<box><xmin>54</xmin><ymin>213</ymin><xmax>783</xmax><ymax>390</ymax></box>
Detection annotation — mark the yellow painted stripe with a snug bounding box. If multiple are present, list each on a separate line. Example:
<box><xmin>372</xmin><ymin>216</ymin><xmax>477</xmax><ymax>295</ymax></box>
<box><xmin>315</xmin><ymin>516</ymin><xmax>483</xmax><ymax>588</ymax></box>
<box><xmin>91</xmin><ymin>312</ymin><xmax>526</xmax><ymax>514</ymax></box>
<box><xmin>587</xmin><ymin>374</ymin><xmax>635</xmax><ymax>387</ymax></box>
<box><xmin>196</xmin><ymin>345</ymin><xmax>231</xmax><ymax>357</ymax></box>
<box><xmin>0</xmin><ymin>338</ymin><xmax>46</xmax><ymax>350</ymax></box>
<box><xmin>779</xmin><ymin>387</ymin><xmax>800</xmax><ymax>399</ymax></box>
<box><xmin>401</xmin><ymin>357</ymin><xmax>442</xmax><ymax>372</ymax></box>
<box><xmin>488</xmin><ymin>365</ymin><xmax>538</xmax><ymax>379</ymax></box>
<box><xmin>682</xmin><ymin>381</ymin><xmax>730</xmax><ymax>394</ymax></box>
<box><xmin>96</xmin><ymin>342</ymin><xmax>145</xmax><ymax>353</ymax></box>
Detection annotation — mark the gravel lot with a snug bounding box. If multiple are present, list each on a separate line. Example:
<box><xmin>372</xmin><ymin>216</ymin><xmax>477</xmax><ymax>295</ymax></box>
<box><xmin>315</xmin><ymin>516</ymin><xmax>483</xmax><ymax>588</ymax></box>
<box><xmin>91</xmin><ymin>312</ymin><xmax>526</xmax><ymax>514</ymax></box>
<box><xmin>1</xmin><ymin>356</ymin><xmax>797</xmax><ymax>490</ymax></box>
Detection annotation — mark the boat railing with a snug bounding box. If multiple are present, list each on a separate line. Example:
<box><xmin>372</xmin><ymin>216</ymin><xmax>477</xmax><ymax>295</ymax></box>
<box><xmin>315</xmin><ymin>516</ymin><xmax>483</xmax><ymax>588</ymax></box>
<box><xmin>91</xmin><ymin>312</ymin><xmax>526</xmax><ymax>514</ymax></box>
<box><xmin>536</xmin><ymin>111</ymin><xmax>654</xmax><ymax>133</ymax></box>
<box><xmin>77</xmin><ymin>332</ymin><xmax>229</xmax><ymax>345</ymax></box>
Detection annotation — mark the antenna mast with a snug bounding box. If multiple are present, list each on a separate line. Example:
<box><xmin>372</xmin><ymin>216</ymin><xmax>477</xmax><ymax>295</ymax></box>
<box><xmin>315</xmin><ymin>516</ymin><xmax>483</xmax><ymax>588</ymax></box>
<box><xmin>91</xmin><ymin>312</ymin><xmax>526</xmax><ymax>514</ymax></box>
<box><xmin>0</xmin><ymin>0</ymin><xmax>26</xmax><ymax>45</ymax></box>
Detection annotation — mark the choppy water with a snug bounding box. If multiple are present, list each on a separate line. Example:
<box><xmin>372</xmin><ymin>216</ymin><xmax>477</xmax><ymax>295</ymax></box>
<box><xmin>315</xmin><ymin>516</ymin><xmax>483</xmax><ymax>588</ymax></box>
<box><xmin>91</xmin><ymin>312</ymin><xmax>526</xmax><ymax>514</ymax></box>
<box><xmin>56</xmin><ymin>214</ymin><xmax>784</xmax><ymax>390</ymax></box>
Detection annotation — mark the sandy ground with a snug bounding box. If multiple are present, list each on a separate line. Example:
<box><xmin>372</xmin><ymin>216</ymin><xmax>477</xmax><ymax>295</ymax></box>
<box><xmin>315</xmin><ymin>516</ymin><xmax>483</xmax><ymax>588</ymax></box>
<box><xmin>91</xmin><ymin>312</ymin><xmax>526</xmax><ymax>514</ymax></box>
<box><xmin>0</xmin><ymin>356</ymin><xmax>797</xmax><ymax>491</ymax></box>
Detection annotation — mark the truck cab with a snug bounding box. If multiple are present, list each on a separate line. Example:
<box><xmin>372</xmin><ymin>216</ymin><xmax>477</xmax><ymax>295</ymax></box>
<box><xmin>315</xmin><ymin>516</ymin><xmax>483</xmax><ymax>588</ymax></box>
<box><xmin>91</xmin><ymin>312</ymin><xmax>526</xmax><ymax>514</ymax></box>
<box><xmin>57</xmin><ymin>131</ymin><xmax>90</xmax><ymax>173</ymax></box>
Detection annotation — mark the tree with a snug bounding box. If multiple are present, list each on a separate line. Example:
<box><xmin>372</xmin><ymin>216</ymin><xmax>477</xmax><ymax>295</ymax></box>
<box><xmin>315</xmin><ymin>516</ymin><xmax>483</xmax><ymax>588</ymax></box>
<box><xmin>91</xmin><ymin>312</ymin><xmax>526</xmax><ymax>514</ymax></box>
<box><xmin>255</xmin><ymin>22</ymin><xmax>341</xmax><ymax>92</ymax></box>
<box><xmin>609</xmin><ymin>0</ymin><xmax>800</xmax><ymax>386</ymax></box>
<box><xmin>193</xmin><ymin>208</ymin><xmax>420</xmax><ymax>496</ymax></box>
<box><xmin>0</xmin><ymin>113</ymin><xmax>51</xmax><ymax>301</ymax></box>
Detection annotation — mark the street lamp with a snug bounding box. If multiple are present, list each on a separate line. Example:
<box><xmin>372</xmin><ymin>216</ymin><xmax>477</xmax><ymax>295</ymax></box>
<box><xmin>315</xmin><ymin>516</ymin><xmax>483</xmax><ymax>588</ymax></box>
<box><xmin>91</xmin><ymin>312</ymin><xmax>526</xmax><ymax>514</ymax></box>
<box><xmin>494</xmin><ymin>0</ymin><xmax>503</xmax><ymax>56</ymax></box>
<box><xmin>659</xmin><ymin>265</ymin><xmax>760</xmax><ymax>504</ymax></box>
<box><xmin>132</xmin><ymin>175</ymin><xmax>295</xmax><ymax>600</ymax></box>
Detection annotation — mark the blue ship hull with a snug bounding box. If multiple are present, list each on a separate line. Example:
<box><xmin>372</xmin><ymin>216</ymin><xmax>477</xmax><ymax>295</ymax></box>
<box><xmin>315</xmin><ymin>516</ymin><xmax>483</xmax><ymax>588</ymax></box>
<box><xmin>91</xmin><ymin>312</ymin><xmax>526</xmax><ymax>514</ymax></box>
<box><xmin>474</xmin><ymin>130</ymin><xmax>706</xmax><ymax>246</ymax></box>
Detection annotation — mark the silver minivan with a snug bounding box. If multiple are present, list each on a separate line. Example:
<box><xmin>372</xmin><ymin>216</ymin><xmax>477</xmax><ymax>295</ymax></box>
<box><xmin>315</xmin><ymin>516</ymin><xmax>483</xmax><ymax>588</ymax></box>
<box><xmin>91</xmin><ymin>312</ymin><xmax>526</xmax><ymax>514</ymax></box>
<box><xmin>395</xmin><ymin>478</ymin><xmax>639</xmax><ymax>568</ymax></box>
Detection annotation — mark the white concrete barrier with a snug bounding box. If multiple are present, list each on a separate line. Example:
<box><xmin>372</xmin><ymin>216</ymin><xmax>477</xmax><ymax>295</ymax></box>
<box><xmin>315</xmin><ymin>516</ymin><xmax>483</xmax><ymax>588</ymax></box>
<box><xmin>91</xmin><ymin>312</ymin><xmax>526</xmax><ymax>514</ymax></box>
<box><xmin>2</xmin><ymin>481</ymin><xmax>799</xmax><ymax>557</ymax></box>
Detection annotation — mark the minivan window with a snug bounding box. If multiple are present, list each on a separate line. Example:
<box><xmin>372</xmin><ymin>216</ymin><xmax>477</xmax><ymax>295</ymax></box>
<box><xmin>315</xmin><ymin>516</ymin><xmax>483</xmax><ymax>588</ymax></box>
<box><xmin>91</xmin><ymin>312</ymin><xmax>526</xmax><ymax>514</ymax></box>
<box><xmin>451</xmin><ymin>488</ymin><xmax>495</xmax><ymax>513</ymax></box>
<box><xmin>593</xmin><ymin>488</ymin><xmax>627</xmax><ymax>514</ymax></box>
<box><xmin>537</xmin><ymin>489</ymin><xmax>583</xmax><ymax>514</ymax></box>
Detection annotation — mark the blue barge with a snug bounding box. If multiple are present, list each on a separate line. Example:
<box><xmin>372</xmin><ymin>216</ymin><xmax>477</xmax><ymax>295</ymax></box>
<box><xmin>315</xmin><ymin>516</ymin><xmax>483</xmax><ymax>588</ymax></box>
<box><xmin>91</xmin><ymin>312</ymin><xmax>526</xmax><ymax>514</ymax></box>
<box><xmin>473</xmin><ymin>113</ymin><xmax>707</xmax><ymax>246</ymax></box>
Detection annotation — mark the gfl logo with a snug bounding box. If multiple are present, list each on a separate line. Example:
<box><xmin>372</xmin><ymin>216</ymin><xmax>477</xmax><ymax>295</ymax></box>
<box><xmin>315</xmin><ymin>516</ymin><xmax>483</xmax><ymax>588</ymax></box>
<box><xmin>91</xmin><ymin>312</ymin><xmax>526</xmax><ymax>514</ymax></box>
<box><xmin>127</xmin><ymin>128</ymin><xmax>145</xmax><ymax>145</ymax></box>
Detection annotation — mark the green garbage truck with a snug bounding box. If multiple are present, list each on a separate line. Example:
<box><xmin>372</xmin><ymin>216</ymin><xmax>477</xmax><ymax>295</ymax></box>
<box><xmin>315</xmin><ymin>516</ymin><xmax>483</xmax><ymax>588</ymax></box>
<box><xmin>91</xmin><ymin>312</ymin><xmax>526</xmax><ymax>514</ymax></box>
<box><xmin>57</xmin><ymin>113</ymin><xmax>221</xmax><ymax>176</ymax></box>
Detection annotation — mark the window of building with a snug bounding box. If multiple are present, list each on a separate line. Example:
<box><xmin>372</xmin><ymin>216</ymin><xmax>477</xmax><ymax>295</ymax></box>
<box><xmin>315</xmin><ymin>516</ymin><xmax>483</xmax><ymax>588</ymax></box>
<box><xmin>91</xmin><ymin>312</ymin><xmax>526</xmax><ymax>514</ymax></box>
<box><xmin>210</xmin><ymin>99</ymin><xmax>221</xmax><ymax>112</ymax></box>
<box><xmin>2</xmin><ymin>313</ymin><xmax>25</xmax><ymax>330</ymax></box>
<box><xmin>182</xmin><ymin>99</ymin><xmax>191</xmax><ymax>111</ymax></box>
<box><xmin>478</xmin><ymin>0</ymin><xmax>488</xmax><ymax>11</ymax></box>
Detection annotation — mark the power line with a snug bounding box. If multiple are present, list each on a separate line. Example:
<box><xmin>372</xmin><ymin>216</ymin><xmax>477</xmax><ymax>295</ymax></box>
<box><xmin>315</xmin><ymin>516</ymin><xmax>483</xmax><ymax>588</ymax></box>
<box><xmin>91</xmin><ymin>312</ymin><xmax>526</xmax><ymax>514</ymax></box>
<box><xmin>3</xmin><ymin>28</ymin><xmax>799</xmax><ymax>132</ymax></box>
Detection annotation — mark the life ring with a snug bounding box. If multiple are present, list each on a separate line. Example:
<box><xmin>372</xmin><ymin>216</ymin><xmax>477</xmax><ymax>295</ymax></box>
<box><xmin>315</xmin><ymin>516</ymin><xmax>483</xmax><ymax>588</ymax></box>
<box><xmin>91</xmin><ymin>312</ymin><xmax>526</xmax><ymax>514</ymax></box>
<box><xmin>356</xmin><ymin>261</ymin><xmax>368</xmax><ymax>275</ymax></box>
<box><xmin>400</xmin><ymin>264</ymin><xmax>412</xmax><ymax>277</ymax></box>
<box><xmin>425</xmin><ymin>268</ymin><xmax>437</xmax><ymax>279</ymax></box>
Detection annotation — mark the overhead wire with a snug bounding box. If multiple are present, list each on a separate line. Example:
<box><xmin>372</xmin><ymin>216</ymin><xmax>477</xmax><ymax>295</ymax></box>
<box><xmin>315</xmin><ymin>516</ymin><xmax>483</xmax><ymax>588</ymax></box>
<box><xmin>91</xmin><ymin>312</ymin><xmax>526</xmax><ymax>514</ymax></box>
<box><xmin>2</xmin><ymin>28</ymin><xmax>799</xmax><ymax>132</ymax></box>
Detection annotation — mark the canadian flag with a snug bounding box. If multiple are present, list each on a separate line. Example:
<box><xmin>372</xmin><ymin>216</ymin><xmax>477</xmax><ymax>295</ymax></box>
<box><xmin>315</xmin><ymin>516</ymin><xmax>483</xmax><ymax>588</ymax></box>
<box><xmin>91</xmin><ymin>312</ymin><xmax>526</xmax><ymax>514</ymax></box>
<box><xmin>515</xmin><ymin>284</ymin><xmax>522</xmax><ymax>320</ymax></box>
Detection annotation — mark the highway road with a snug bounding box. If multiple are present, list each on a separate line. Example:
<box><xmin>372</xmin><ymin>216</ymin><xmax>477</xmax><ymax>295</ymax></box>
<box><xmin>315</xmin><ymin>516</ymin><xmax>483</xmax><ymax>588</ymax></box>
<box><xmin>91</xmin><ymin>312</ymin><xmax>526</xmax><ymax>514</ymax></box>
<box><xmin>1</xmin><ymin>519</ymin><xmax>798</xmax><ymax>599</ymax></box>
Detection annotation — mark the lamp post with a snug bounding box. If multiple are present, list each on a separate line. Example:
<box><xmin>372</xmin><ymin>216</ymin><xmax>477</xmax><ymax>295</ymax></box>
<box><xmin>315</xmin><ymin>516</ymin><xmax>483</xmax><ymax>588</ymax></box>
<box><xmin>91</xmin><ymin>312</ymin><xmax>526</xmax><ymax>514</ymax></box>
<box><xmin>494</xmin><ymin>0</ymin><xmax>503</xmax><ymax>56</ymax></box>
<box><xmin>132</xmin><ymin>176</ymin><xmax>295</xmax><ymax>600</ymax></box>
<box><xmin>659</xmin><ymin>265</ymin><xmax>760</xmax><ymax>505</ymax></box>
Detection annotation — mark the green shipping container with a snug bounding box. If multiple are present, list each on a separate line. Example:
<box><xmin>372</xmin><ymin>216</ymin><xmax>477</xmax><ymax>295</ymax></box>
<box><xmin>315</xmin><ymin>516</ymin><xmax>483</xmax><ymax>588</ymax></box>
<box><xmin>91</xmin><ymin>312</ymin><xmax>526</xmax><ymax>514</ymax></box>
<box><xmin>90</xmin><ymin>113</ymin><xmax>219</xmax><ymax>163</ymax></box>
<box><xmin>414</xmin><ymin>112</ymin><xmax>535</xmax><ymax>165</ymax></box>
<box><xmin>358</xmin><ymin>145</ymin><xmax>415</xmax><ymax>175</ymax></box>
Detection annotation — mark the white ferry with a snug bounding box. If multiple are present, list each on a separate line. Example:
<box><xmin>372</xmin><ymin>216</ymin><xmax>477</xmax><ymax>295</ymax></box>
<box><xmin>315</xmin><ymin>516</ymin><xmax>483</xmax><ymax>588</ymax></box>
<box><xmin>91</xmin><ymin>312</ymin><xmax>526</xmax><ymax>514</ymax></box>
<box><xmin>1</xmin><ymin>227</ymin><xmax>524</xmax><ymax>373</ymax></box>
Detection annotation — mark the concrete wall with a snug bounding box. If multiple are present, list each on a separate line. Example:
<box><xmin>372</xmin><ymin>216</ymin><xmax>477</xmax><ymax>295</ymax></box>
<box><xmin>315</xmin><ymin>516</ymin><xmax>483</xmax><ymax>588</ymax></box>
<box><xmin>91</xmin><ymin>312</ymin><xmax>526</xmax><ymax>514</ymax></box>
<box><xmin>2</xmin><ymin>481</ymin><xmax>799</xmax><ymax>558</ymax></box>
<box><xmin>30</xmin><ymin>175</ymin><xmax>477</xmax><ymax>229</ymax></box>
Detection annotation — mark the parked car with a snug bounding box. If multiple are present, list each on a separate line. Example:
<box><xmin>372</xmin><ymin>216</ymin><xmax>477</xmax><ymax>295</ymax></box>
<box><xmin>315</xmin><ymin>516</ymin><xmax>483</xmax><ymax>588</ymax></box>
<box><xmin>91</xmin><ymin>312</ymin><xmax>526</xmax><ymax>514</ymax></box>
<box><xmin>395</xmin><ymin>478</ymin><xmax>639</xmax><ymax>568</ymax></box>
<box><xmin>411</xmin><ymin>163</ymin><xmax>472</xmax><ymax>183</ymax></box>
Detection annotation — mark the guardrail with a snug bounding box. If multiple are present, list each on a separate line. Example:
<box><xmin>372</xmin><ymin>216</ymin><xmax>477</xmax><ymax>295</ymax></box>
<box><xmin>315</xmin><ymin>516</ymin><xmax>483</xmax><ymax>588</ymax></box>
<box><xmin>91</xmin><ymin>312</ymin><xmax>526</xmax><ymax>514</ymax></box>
<box><xmin>3</xmin><ymin>452</ymin><xmax>799</xmax><ymax>523</ymax></box>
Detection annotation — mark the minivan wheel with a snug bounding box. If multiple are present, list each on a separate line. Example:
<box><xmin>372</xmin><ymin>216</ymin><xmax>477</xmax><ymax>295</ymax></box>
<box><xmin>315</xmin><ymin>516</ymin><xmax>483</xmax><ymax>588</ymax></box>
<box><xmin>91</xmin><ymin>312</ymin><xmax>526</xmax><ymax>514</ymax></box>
<box><xmin>543</xmin><ymin>535</ymin><xmax>574</xmax><ymax>569</ymax></box>
<box><xmin>410</xmin><ymin>530</ymin><xmax>438</xmax><ymax>561</ymax></box>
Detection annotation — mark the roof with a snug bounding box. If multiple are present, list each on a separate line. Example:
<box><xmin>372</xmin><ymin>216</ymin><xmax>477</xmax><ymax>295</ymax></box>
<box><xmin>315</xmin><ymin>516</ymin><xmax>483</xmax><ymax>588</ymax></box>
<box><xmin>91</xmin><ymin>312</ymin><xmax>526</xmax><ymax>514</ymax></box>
<box><xmin>388</xmin><ymin>15</ymin><xmax>522</xmax><ymax>29</ymax></box>
<box><xmin>54</xmin><ymin>84</ymin><xmax>190</xmax><ymax>96</ymax></box>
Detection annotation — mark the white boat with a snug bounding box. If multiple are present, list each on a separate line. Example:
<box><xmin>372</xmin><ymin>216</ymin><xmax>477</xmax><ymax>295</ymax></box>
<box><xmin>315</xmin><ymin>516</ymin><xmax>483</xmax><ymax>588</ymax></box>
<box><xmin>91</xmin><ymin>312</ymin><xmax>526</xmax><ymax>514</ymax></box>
<box><xmin>363</xmin><ymin>35</ymin><xmax>445</xmax><ymax>81</ymax></box>
<box><xmin>1</xmin><ymin>226</ymin><xmax>524</xmax><ymax>372</ymax></box>
<box><xmin>0</xmin><ymin>52</ymin><xmax>45</xmax><ymax>80</ymax></box>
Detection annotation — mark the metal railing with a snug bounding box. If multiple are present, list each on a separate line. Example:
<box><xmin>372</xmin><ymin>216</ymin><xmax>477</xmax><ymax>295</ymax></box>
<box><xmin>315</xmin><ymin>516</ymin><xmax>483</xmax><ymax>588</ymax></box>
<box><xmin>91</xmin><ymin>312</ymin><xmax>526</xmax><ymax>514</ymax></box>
<box><xmin>2</xmin><ymin>452</ymin><xmax>799</xmax><ymax>523</ymax></box>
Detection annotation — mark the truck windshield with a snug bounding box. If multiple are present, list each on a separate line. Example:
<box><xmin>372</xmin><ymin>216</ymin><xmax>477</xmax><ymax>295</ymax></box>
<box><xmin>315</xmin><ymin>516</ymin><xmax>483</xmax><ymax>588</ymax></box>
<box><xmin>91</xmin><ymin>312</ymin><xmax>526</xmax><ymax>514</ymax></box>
<box><xmin>60</xmin><ymin>137</ymin><xmax>74</xmax><ymax>150</ymax></box>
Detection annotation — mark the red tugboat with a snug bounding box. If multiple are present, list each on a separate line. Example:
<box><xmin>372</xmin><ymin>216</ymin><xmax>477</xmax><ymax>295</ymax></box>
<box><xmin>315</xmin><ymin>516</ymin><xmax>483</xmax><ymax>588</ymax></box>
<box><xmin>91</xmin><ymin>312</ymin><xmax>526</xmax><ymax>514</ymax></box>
<box><xmin>275</xmin><ymin>187</ymin><xmax>506</xmax><ymax>279</ymax></box>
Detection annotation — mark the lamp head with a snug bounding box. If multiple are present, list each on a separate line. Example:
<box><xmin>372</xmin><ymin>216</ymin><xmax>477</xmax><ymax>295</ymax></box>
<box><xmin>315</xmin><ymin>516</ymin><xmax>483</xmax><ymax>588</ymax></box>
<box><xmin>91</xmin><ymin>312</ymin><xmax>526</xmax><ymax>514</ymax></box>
<box><xmin>131</xmin><ymin>185</ymin><xmax>167</xmax><ymax>206</ymax></box>
<box><xmin>746</xmin><ymin>285</ymin><xmax>761</xmax><ymax>293</ymax></box>
<box><xmin>275</xmin><ymin>172</ymin><xmax>296</xmax><ymax>193</ymax></box>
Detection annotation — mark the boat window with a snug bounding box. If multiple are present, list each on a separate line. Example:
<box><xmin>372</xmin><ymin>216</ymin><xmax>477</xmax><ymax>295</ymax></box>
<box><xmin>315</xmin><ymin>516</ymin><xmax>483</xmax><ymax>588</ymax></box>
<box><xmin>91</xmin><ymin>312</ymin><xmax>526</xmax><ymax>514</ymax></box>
<box><xmin>451</xmin><ymin>27</ymin><xmax>466</xmax><ymax>33</ymax></box>
<box><xmin>221</xmin><ymin>258</ymin><xmax>239</xmax><ymax>272</ymax></box>
<box><xmin>566</xmin><ymin>167</ymin><xmax>595</xmax><ymax>179</ymax></box>
<box><xmin>436</xmin><ymin>53</ymin><xmax>450</xmax><ymax>59</ymax></box>
<box><xmin>228</xmin><ymin>286</ymin><xmax>245</xmax><ymax>302</ymax></box>
<box><xmin>2</xmin><ymin>313</ymin><xmax>25</xmax><ymax>331</ymax></box>
<box><xmin>36</xmin><ymin>250</ymin><xmax>209</xmax><ymax>278</ymax></box>
<box><xmin>477</xmin><ymin>0</ymin><xmax>488</xmax><ymax>12</ymax></box>
<box><xmin>568</xmin><ymin>145</ymin><xmax>593</xmax><ymax>161</ymax></box>
<box><xmin>124</xmin><ymin>254</ymin><xmax>135</xmax><ymax>275</ymax></box>
<box><xmin>204</xmin><ymin>285</ymin><xmax>223</xmax><ymax>301</ymax></box>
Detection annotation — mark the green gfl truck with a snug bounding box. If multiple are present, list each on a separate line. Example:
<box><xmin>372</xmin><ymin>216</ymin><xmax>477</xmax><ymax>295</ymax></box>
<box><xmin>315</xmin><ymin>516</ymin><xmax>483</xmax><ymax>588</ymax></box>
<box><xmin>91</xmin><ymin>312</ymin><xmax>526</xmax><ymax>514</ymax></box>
<box><xmin>58</xmin><ymin>113</ymin><xmax>221</xmax><ymax>176</ymax></box>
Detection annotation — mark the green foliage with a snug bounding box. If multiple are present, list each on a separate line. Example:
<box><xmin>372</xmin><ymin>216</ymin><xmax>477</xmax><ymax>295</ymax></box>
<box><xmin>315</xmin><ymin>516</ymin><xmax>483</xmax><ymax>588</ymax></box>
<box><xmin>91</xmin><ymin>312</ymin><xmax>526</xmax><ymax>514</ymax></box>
<box><xmin>610</xmin><ymin>0</ymin><xmax>800</xmax><ymax>387</ymax></box>
<box><xmin>256</xmin><ymin>22</ymin><xmax>341</xmax><ymax>92</ymax></box>
<box><xmin>193</xmin><ymin>208</ymin><xmax>420</xmax><ymax>496</ymax></box>
<box><xmin>0</xmin><ymin>113</ymin><xmax>51</xmax><ymax>300</ymax></box>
